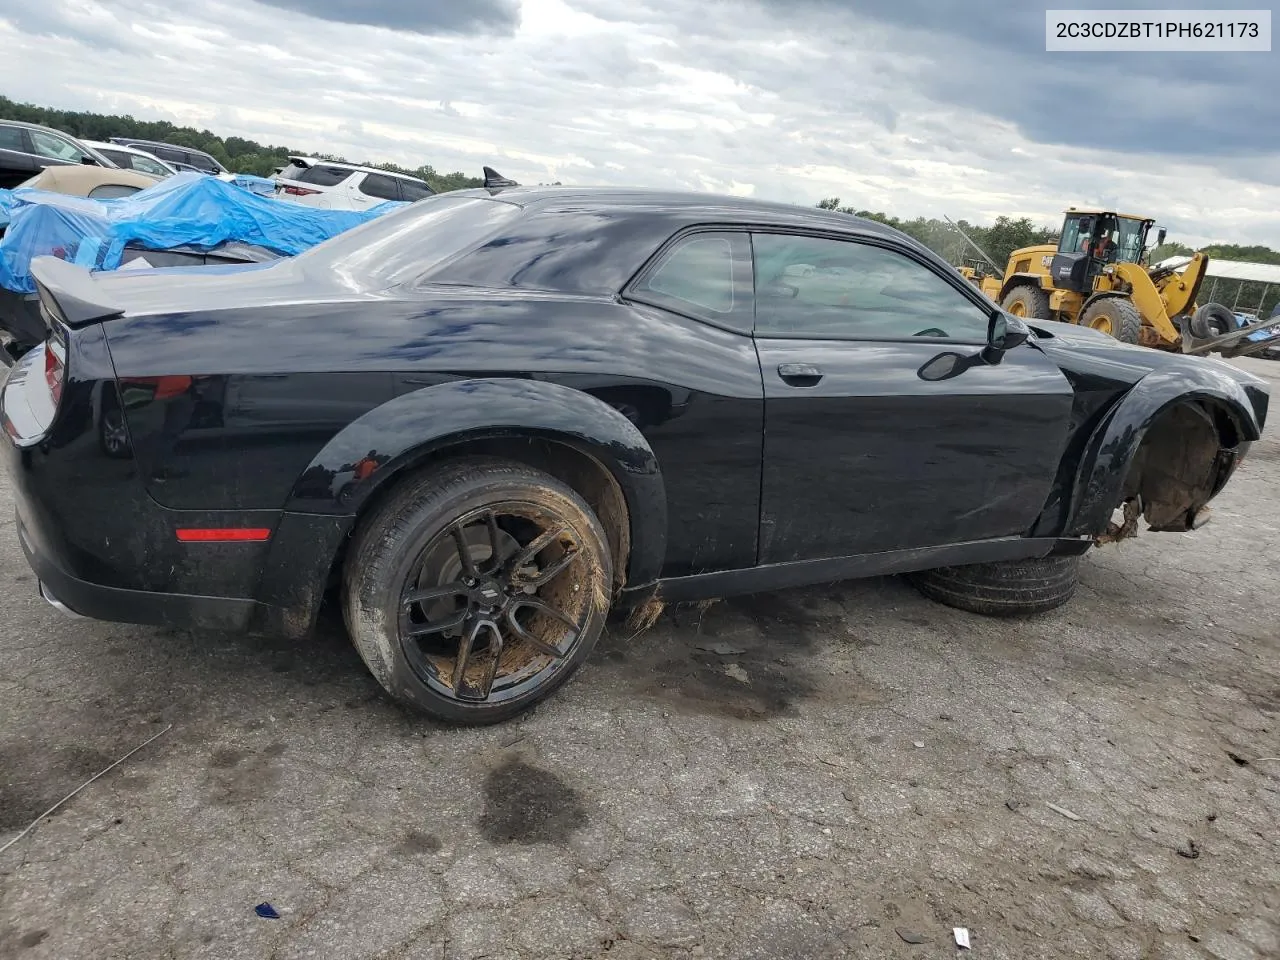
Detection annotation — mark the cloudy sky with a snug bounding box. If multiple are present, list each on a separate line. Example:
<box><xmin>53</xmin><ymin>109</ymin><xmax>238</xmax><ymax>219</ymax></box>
<box><xmin>1</xmin><ymin>0</ymin><xmax>1276</xmax><ymax>245</ymax></box>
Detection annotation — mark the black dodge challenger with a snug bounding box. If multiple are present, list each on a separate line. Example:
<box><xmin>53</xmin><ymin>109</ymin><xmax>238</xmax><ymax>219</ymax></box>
<box><xmin>1</xmin><ymin>187</ymin><xmax>1269</xmax><ymax>722</ymax></box>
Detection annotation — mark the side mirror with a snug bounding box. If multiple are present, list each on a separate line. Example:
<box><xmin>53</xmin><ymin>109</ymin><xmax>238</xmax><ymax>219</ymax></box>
<box><xmin>1156</xmin><ymin>227</ymin><xmax>1167</xmax><ymax>247</ymax></box>
<box><xmin>81</xmin><ymin>156</ymin><xmax>98</xmax><ymax>165</ymax></box>
<box><xmin>982</xmin><ymin>311</ymin><xmax>1030</xmax><ymax>364</ymax></box>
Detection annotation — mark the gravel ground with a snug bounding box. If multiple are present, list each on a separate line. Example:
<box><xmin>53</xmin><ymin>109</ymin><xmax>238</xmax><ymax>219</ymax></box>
<box><xmin>1</xmin><ymin>357</ymin><xmax>1277</xmax><ymax>960</ymax></box>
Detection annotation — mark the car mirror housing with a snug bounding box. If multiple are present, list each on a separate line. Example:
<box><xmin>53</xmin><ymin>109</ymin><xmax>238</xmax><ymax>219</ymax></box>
<box><xmin>983</xmin><ymin>311</ymin><xmax>1030</xmax><ymax>364</ymax></box>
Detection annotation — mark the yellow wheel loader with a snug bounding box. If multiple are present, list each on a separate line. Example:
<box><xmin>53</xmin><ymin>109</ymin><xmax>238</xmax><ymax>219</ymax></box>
<box><xmin>958</xmin><ymin>208</ymin><xmax>1280</xmax><ymax>358</ymax></box>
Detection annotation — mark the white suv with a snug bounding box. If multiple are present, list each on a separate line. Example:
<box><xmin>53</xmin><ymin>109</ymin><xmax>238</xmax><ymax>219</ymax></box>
<box><xmin>273</xmin><ymin>156</ymin><xmax>434</xmax><ymax>210</ymax></box>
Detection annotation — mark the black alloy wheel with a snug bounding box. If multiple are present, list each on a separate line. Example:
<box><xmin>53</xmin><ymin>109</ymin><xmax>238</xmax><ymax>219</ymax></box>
<box><xmin>343</xmin><ymin>458</ymin><xmax>612</xmax><ymax>723</ymax></box>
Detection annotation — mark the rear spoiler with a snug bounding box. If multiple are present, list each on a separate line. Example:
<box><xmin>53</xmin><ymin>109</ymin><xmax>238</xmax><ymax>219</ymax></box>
<box><xmin>30</xmin><ymin>256</ymin><xmax>125</xmax><ymax>329</ymax></box>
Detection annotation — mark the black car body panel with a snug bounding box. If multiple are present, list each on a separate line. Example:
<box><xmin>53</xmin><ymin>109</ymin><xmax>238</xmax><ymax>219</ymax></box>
<box><xmin>2</xmin><ymin>188</ymin><xmax>1268</xmax><ymax>638</ymax></box>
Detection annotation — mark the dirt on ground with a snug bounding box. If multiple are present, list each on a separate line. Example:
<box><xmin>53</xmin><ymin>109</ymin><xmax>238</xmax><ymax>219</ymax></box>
<box><xmin>0</xmin><ymin>359</ymin><xmax>1277</xmax><ymax>960</ymax></box>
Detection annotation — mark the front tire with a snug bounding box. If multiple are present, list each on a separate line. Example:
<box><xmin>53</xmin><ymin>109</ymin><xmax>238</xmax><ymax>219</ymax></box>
<box><xmin>909</xmin><ymin>555</ymin><xmax>1080</xmax><ymax>617</ymax></box>
<box><xmin>342</xmin><ymin>458</ymin><xmax>612</xmax><ymax>724</ymax></box>
<box><xmin>1001</xmin><ymin>284</ymin><xmax>1051</xmax><ymax>321</ymax></box>
<box><xmin>1081</xmin><ymin>298</ymin><xmax>1142</xmax><ymax>344</ymax></box>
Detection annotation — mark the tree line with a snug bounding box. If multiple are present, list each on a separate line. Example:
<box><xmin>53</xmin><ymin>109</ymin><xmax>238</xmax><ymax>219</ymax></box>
<box><xmin>819</xmin><ymin>198</ymin><xmax>1279</xmax><ymax>318</ymax></box>
<box><xmin>0</xmin><ymin>95</ymin><xmax>485</xmax><ymax>192</ymax></box>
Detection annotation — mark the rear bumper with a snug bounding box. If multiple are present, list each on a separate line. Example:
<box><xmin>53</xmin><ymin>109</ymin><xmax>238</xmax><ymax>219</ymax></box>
<box><xmin>19</xmin><ymin>511</ymin><xmax>260</xmax><ymax>631</ymax></box>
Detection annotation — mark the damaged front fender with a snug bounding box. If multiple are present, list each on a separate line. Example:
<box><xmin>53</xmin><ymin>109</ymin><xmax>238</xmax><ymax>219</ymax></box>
<box><xmin>1066</xmin><ymin>364</ymin><xmax>1265</xmax><ymax>540</ymax></box>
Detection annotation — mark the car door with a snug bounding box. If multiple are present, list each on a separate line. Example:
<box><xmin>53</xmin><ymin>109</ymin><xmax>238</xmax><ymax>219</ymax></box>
<box><xmin>357</xmin><ymin>172</ymin><xmax>403</xmax><ymax>208</ymax></box>
<box><xmin>751</xmin><ymin>231</ymin><xmax>1075</xmax><ymax>564</ymax></box>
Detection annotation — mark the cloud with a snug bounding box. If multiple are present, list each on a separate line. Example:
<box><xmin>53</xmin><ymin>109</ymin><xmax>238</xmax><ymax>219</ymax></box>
<box><xmin>251</xmin><ymin>0</ymin><xmax>522</xmax><ymax>35</ymax></box>
<box><xmin>0</xmin><ymin>0</ymin><xmax>1276</xmax><ymax>247</ymax></box>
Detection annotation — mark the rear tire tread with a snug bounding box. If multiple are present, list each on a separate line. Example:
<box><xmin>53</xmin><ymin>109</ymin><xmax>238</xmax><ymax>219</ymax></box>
<box><xmin>909</xmin><ymin>556</ymin><xmax>1080</xmax><ymax>617</ymax></box>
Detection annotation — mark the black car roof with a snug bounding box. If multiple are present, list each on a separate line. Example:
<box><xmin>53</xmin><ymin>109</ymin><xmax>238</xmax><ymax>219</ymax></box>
<box><xmin>450</xmin><ymin>185</ymin><xmax>903</xmax><ymax>237</ymax></box>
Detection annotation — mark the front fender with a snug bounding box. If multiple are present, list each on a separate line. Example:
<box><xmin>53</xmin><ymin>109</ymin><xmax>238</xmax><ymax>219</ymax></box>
<box><xmin>286</xmin><ymin>377</ymin><xmax>668</xmax><ymax>588</ymax></box>
<box><xmin>1066</xmin><ymin>363</ymin><xmax>1266</xmax><ymax>537</ymax></box>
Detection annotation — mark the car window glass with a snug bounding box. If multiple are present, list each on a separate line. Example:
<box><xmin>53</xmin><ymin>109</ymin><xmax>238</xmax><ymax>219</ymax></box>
<box><xmin>0</xmin><ymin>126</ymin><xmax>27</xmax><ymax>151</ymax></box>
<box><xmin>752</xmin><ymin>233</ymin><xmax>990</xmax><ymax>341</ymax></box>
<box><xmin>153</xmin><ymin>146</ymin><xmax>185</xmax><ymax>164</ymax></box>
<box><xmin>129</xmin><ymin>154</ymin><xmax>170</xmax><ymax>177</ymax></box>
<box><xmin>400</xmin><ymin>180</ymin><xmax>434</xmax><ymax>202</ymax></box>
<box><xmin>89</xmin><ymin>184</ymin><xmax>142</xmax><ymax>199</ymax></box>
<box><xmin>359</xmin><ymin>173</ymin><xmax>402</xmax><ymax>202</ymax></box>
<box><xmin>639</xmin><ymin>235</ymin><xmax>738</xmax><ymax>314</ymax></box>
<box><xmin>297</xmin><ymin>165</ymin><xmax>354</xmax><ymax>187</ymax></box>
<box><xmin>29</xmin><ymin>130</ymin><xmax>87</xmax><ymax>163</ymax></box>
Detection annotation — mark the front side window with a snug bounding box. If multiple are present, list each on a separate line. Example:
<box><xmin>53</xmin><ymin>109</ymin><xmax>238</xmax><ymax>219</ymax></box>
<box><xmin>359</xmin><ymin>173</ymin><xmax>402</xmax><ymax>201</ymax></box>
<box><xmin>752</xmin><ymin>233</ymin><xmax>990</xmax><ymax>341</ymax></box>
<box><xmin>129</xmin><ymin>154</ymin><xmax>172</xmax><ymax>177</ymax></box>
<box><xmin>400</xmin><ymin>180</ymin><xmax>434</xmax><ymax>202</ymax></box>
<box><xmin>628</xmin><ymin>232</ymin><xmax>753</xmax><ymax>332</ymax></box>
<box><xmin>29</xmin><ymin>130</ymin><xmax>87</xmax><ymax>163</ymax></box>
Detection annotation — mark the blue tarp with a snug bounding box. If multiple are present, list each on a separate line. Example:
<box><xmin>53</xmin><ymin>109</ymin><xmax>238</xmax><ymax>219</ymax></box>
<box><xmin>0</xmin><ymin>172</ymin><xmax>402</xmax><ymax>293</ymax></box>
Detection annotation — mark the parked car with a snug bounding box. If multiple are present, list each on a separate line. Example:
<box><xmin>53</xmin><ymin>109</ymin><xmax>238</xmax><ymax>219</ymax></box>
<box><xmin>107</xmin><ymin>137</ymin><xmax>228</xmax><ymax>176</ymax></box>
<box><xmin>273</xmin><ymin>156</ymin><xmax>433</xmax><ymax>209</ymax></box>
<box><xmin>2</xmin><ymin>188</ymin><xmax>1268</xmax><ymax>724</ymax></box>
<box><xmin>0</xmin><ymin>119</ymin><xmax>117</xmax><ymax>188</ymax></box>
<box><xmin>17</xmin><ymin>164</ymin><xmax>160</xmax><ymax>198</ymax></box>
<box><xmin>82</xmin><ymin>140</ymin><xmax>177</xmax><ymax>179</ymax></box>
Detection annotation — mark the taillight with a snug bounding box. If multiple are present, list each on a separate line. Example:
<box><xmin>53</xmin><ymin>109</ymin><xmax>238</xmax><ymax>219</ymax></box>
<box><xmin>44</xmin><ymin>339</ymin><xmax>65</xmax><ymax>405</ymax></box>
<box><xmin>282</xmin><ymin>185</ymin><xmax>320</xmax><ymax>196</ymax></box>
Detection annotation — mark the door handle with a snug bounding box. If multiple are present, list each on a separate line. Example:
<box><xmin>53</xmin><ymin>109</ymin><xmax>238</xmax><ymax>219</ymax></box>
<box><xmin>777</xmin><ymin>363</ymin><xmax>823</xmax><ymax>387</ymax></box>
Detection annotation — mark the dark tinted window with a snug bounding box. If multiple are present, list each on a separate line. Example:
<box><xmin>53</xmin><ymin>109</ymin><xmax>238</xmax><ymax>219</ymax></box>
<box><xmin>95</xmin><ymin>147</ymin><xmax>131</xmax><ymax>166</ymax></box>
<box><xmin>294</xmin><ymin>196</ymin><xmax>522</xmax><ymax>286</ymax></box>
<box><xmin>152</xmin><ymin>146</ymin><xmax>186</xmax><ymax>164</ymax></box>
<box><xmin>752</xmin><ymin>233</ymin><xmax>990</xmax><ymax>341</ymax></box>
<box><xmin>89</xmin><ymin>184</ymin><xmax>143</xmax><ymax>199</ymax></box>
<box><xmin>400</xmin><ymin>180</ymin><xmax>434</xmax><ymax>202</ymax></box>
<box><xmin>297</xmin><ymin>165</ymin><xmax>353</xmax><ymax>187</ymax></box>
<box><xmin>0</xmin><ymin>125</ymin><xmax>25</xmax><ymax>152</ymax></box>
<box><xmin>359</xmin><ymin>173</ymin><xmax>401</xmax><ymax>201</ymax></box>
<box><xmin>629</xmin><ymin>232</ymin><xmax>753</xmax><ymax>333</ymax></box>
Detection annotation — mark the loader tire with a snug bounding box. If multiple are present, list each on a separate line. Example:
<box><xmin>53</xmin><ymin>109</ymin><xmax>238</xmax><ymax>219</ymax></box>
<box><xmin>1188</xmin><ymin>303</ymin><xmax>1236</xmax><ymax>340</ymax></box>
<box><xmin>909</xmin><ymin>555</ymin><xmax>1080</xmax><ymax>617</ymax></box>
<box><xmin>1001</xmin><ymin>284</ymin><xmax>1050</xmax><ymax>321</ymax></box>
<box><xmin>1081</xmin><ymin>297</ymin><xmax>1142</xmax><ymax>344</ymax></box>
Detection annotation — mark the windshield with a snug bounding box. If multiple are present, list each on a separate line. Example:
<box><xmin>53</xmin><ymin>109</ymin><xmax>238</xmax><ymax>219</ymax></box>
<box><xmin>294</xmin><ymin>195</ymin><xmax>523</xmax><ymax>288</ymax></box>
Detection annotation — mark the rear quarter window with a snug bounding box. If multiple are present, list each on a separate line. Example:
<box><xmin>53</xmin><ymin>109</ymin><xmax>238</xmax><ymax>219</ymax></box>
<box><xmin>297</xmin><ymin>165</ymin><xmax>355</xmax><ymax>187</ymax></box>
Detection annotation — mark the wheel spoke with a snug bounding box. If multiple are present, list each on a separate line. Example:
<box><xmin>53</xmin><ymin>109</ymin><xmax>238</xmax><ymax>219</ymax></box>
<box><xmin>451</xmin><ymin>523</ymin><xmax>479</xmax><ymax>578</ymax></box>
<box><xmin>403</xmin><ymin>605</ymin><xmax>467</xmax><ymax>637</ymax></box>
<box><xmin>506</xmin><ymin>598</ymin><xmax>580</xmax><ymax>659</ymax></box>
<box><xmin>403</xmin><ymin>581</ymin><xmax>468</xmax><ymax>607</ymax></box>
<box><xmin>524</xmin><ymin>546</ymin><xmax>579</xmax><ymax>588</ymax></box>
<box><xmin>510</xmin><ymin>525</ymin><xmax>570</xmax><ymax>572</ymax></box>
<box><xmin>484</xmin><ymin>511</ymin><xmax>504</xmax><ymax>573</ymax></box>
<box><xmin>454</xmin><ymin>618</ymin><xmax>503</xmax><ymax>701</ymax></box>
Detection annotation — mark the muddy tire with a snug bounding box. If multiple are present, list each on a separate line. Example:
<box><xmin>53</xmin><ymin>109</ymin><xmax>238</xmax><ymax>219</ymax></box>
<box><xmin>1001</xmin><ymin>284</ymin><xmax>1050</xmax><ymax>321</ymax></box>
<box><xmin>909</xmin><ymin>555</ymin><xmax>1080</xmax><ymax>617</ymax></box>
<box><xmin>1081</xmin><ymin>298</ymin><xmax>1142</xmax><ymax>344</ymax></box>
<box><xmin>1188</xmin><ymin>303</ymin><xmax>1236</xmax><ymax>340</ymax></box>
<box><xmin>342</xmin><ymin>457</ymin><xmax>612</xmax><ymax>724</ymax></box>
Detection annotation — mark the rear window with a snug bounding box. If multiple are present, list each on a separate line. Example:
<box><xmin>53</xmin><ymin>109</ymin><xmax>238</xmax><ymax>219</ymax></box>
<box><xmin>297</xmin><ymin>165</ymin><xmax>354</xmax><ymax>187</ymax></box>
<box><xmin>276</xmin><ymin>161</ymin><xmax>310</xmax><ymax>180</ymax></box>
<box><xmin>293</xmin><ymin>195</ymin><xmax>522</xmax><ymax>287</ymax></box>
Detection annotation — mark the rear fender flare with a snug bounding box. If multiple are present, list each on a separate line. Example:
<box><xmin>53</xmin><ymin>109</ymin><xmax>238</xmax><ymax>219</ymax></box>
<box><xmin>1065</xmin><ymin>366</ymin><xmax>1263</xmax><ymax>537</ymax></box>
<box><xmin>286</xmin><ymin>377</ymin><xmax>667</xmax><ymax>588</ymax></box>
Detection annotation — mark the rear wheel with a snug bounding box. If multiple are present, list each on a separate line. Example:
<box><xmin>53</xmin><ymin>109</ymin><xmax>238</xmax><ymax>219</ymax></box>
<box><xmin>342</xmin><ymin>458</ymin><xmax>612</xmax><ymax>724</ymax></box>
<box><xmin>1081</xmin><ymin>298</ymin><xmax>1142</xmax><ymax>344</ymax></box>
<box><xmin>1000</xmin><ymin>284</ymin><xmax>1050</xmax><ymax>320</ymax></box>
<box><xmin>909</xmin><ymin>555</ymin><xmax>1080</xmax><ymax>617</ymax></box>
